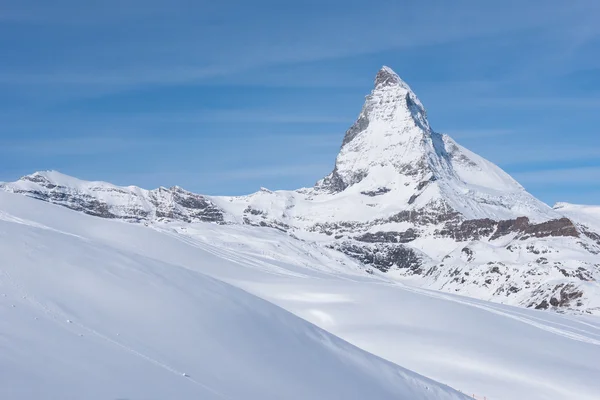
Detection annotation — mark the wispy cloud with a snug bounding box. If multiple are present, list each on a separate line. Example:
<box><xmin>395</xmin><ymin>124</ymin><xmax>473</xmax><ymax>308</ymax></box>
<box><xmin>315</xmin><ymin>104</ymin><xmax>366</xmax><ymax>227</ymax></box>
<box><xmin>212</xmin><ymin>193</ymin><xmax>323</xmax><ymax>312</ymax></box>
<box><xmin>203</xmin><ymin>164</ymin><xmax>330</xmax><ymax>182</ymax></box>
<box><xmin>444</xmin><ymin>129</ymin><xmax>519</xmax><ymax>140</ymax></box>
<box><xmin>0</xmin><ymin>135</ymin><xmax>157</xmax><ymax>156</ymax></box>
<box><xmin>0</xmin><ymin>109</ymin><xmax>350</xmax><ymax>131</ymax></box>
<box><xmin>513</xmin><ymin>166</ymin><xmax>600</xmax><ymax>185</ymax></box>
<box><xmin>466</xmin><ymin>143</ymin><xmax>600</xmax><ymax>167</ymax></box>
<box><xmin>473</xmin><ymin>97</ymin><xmax>600</xmax><ymax>109</ymax></box>
<box><xmin>3</xmin><ymin>1</ymin><xmax>596</xmax><ymax>90</ymax></box>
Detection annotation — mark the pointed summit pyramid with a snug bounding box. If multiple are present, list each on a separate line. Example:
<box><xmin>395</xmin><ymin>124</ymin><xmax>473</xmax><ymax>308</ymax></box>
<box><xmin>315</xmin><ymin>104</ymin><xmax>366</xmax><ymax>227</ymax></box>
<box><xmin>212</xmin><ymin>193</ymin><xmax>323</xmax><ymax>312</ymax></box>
<box><xmin>316</xmin><ymin>66</ymin><xmax>555</xmax><ymax>222</ymax></box>
<box><xmin>340</xmin><ymin>65</ymin><xmax>429</xmax><ymax>148</ymax></box>
<box><xmin>316</xmin><ymin>66</ymin><xmax>440</xmax><ymax>194</ymax></box>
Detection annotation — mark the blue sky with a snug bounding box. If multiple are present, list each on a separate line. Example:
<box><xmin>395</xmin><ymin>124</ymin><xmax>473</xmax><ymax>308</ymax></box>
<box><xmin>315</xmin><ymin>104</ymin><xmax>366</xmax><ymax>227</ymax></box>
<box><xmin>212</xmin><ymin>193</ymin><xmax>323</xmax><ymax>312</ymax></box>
<box><xmin>1</xmin><ymin>0</ymin><xmax>599</xmax><ymax>205</ymax></box>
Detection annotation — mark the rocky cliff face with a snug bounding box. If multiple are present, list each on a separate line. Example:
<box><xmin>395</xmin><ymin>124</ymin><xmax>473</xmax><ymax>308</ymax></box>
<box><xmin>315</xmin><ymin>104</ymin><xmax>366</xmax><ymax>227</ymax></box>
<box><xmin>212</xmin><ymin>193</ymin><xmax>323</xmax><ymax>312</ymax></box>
<box><xmin>2</xmin><ymin>67</ymin><xmax>599</xmax><ymax>314</ymax></box>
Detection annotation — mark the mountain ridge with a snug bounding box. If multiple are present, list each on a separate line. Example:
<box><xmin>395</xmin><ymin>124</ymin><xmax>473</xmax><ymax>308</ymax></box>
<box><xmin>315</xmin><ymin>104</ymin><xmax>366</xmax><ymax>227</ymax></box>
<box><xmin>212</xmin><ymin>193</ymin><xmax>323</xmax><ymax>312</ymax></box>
<box><xmin>2</xmin><ymin>66</ymin><xmax>599</xmax><ymax>314</ymax></box>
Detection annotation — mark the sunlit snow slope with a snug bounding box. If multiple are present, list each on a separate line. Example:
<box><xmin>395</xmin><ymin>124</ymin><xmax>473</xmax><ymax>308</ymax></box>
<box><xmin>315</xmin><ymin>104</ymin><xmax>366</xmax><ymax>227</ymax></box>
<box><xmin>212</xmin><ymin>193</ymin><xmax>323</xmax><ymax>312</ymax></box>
<box><xmin>1</xmin><ymin>192</ymin><xmax>600</xmax><ymax>400</ymax></box>
<box><xmin>0</xmin><ymin>192</ymin><xmax>466</xmax><ymax>400</ymax></box>
<box><xmin>555</xmin><ymin>202</ymin><xmax>600</xmax><ymax>232</ymax></box>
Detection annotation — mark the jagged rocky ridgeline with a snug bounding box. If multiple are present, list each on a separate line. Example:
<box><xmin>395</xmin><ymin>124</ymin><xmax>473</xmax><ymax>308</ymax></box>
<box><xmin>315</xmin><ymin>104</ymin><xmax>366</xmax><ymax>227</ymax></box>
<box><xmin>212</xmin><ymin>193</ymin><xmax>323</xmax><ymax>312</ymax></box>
<box><xmin>2</xmin><ymin>66</ymin><xmax>599</xmax><ymax>314</ymax></box>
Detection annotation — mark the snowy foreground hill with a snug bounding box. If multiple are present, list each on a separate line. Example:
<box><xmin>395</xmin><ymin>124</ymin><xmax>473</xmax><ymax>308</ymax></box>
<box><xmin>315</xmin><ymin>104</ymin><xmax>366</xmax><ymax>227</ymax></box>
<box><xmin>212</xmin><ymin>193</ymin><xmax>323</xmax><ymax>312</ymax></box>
<box><xmin>0</xmin><ymin>192</ymin><xmax>468</xmax><ymax>400</ymax></box>
<box><xmin>1</xmin><ymin>67</ymin><xmax>600</xmax><ymax>399</ymax></box>
<box><xmin>1</xmin><ymin>191</ymin><xmax>600</xmax><ymax>400</ymax></box>
<box><xmin>2</xmin><ymin>66</ymin><xmax>600</xmax><ymax>315</ymax></box>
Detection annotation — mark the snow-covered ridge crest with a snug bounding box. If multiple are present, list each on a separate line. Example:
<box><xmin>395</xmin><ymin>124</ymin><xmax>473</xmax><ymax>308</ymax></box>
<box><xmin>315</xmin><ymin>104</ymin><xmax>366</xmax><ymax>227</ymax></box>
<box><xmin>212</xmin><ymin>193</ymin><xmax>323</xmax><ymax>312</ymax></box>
<box><xmin>0</xmin><ymin>170</ymin><xmax>224</xmax><ymax>223</ymax></box>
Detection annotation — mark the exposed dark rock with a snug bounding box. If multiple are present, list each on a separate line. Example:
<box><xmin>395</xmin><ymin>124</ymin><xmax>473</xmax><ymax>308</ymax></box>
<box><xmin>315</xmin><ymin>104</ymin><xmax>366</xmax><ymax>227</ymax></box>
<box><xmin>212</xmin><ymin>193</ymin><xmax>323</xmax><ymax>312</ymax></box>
<box><xmin>436</xmin><ymin>216</ymin><xmax>579</xmax><ymax>242</ymax></box>
<box><xmin>490</xmin><ymin>217</ymin><xmax>530</xmax><ymax>240</ymax></box>
<box><xmin>330</xmin><ymin>241</ymin><xmax>423</xmax><ymax>273</ymax></box>
<box><xmin>581</xmin><ymin>227</ymin><xmax>600</xmax><ymax>246</ymax></box>
<box><xmin>243</xmin><ymin>217</ymin><xmax>290</xmax><ymax>232</ymax></box>
<box><xmin>438</xmin><ymin>218</ymin><xmax>496</xmax><ymax>241</ymax></box>
<box><xmin>461</xmin><ymin>247</ymin><xmax>474</xmax><ymax>262</ymax></box>
<box><xmin>526</xmin><ymin>245</ymin><xmax>541</xmax><ymax>255</ymax></box>
<box><xmin>168</xmin><ymin>188</ymin><xmax>224</xmax><ymax>223</ymax></box>
<box><xmin>11</xmin><ymin>182</ymin><xmax>224</xmax><ymax>223</ymax></box>
<box><xmin>579</xmin><ymin>241</ymin><xmax>600</xmax><ymax>255</ymax></box>
<box><xmin>360</xmin><ymin>187</ymin><xmax>391</xmax><ymax>197</ymax></box>
<box><xmin>244</xmin><ymin>206</ymin><xmax>265</xmax><ymax>216</ymax></box>
<box><xmin>355</xmin><ymin>229</ymin><xmax>417</xmax><ymax>244</ymax></box>
<box><xmin>535</xmin><ymin>300</ymin><xmax>550</xmax><ymax>310</ymax></box>
<box><xmin>386</xmin><ymin>202</ymin><xmax>461</xmax><ymax>226</ymax></box>
<box><xmin>520</xmin><ymin>218</ymin><xmax>579</xmax><ymax>240</ymax></box>
<box><xmin>341</xmin><ymin>113</ymin><xmax>370</xmax><ymax>147</ymax></box>
<box><xmin>508</xmin><ymin>286</ymin><xmax>520</xmax><ymax>294</ymax></box>
<box><xmin>315</xmin><ymin>166</ymin><xmax>348</xmax><ymax>193</ymax></box>
<box><xmin>533</xmin><ymin>284</ymin><xmax>584</xmax><ymax>311</ymax></box>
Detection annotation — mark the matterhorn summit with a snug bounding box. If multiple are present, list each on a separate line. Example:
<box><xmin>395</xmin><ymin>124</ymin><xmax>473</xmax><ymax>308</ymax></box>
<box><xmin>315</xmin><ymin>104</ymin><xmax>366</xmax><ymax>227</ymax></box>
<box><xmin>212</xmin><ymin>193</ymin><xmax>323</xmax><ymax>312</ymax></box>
<box><xmin>2</xmin><ymin>66</ymin><xmax>599</xmax><ymax>314</ymax></box>
<box><xmin>316</xmin><ymin>65</ymin><xmax>434</xmax><ymax>193</ymax></box>
<box><xmin>316</xmin><ymin>66</ymin><xmax>555</xmax><ymax>223</ymax></box>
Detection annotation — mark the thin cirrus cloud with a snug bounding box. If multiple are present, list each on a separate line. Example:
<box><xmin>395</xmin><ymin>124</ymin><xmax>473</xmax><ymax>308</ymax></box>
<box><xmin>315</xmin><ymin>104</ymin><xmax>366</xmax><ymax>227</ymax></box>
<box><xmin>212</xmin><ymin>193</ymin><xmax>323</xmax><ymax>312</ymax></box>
<box><xmin>513</xmin><ymin>166</ymin><xmax>600</xmax><ymax>186</ymax></box>
<box><xmin>0</xmin><ymin>135</ymin><xmax>157</xmax><ymax>156</ymax></box>
<box><xmin>2</xmin><ymin>1</ymin><xmax>596</xmax><ymax>90</ymax></box>
<box><xmin>204</xmin><ymin>164</ymin><xmax>330</xmax><ymax>182</ymax></box>
<box><xmin>459</xmin><ymin>141</ymin><xmax>600</xmax><ymax>167</ymax></box>
<box><xmin>472</xmin><ymin>96</ymin><xmax>600</xmax><ymax>109</ymax></box>
<box><xmin>443</xmin><ymin>129</ymin><xmax>519</xmax><ymax>140</ymax></box>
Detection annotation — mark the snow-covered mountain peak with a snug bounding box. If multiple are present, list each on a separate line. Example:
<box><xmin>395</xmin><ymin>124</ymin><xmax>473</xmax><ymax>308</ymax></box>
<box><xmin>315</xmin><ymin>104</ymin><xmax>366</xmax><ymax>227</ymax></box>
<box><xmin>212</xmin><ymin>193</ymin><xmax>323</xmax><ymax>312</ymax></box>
<box><xmin>19</xmin><ymin>170</ymin><xmax>117</xmax><ymax>190</ymax></box>
<box><xmin>375</xmin><ymin>66</ymin><xmax>410</xmax><ymax>89</ymax></box>
<box><xmin>312</xmin><ymin>67</ymin><xmax>556</xmax><ymax>222</ymax></box>
<box><xmin>315</xmin><ymin>67</ymin><xmax>434</xmax><ymax>193</ymax></box>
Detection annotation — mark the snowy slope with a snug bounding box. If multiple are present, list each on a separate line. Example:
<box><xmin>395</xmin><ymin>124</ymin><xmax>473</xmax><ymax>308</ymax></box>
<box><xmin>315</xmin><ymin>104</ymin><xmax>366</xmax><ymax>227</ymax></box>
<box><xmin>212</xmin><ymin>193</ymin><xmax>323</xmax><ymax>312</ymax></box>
<box><xmin>0</xmin><ymin>192</ymin><xmax>466</xmax><ymax>400</ymax></box>
<box><xmin>555</xmin><ymin>202</ymin><xmax>600</xmax><ymax>232</ymax></box>
<box><xmin>1</xmin><ymin>192</ymin><xmax>600</xmax><ymax>400</ymax></box>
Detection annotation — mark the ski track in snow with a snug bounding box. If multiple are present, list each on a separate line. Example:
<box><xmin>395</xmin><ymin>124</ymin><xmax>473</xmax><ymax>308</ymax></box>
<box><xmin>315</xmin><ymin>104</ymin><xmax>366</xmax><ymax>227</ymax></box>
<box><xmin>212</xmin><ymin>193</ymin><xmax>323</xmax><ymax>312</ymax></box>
<box><xmin>0</xmin><ymin>267</ymin><xmax>230</xmax><ymax>399</ymax></box>
<box><xmin>0</xmin><ymin>210</ymin><xmax>85</xmax><ymax>240</ymax></box>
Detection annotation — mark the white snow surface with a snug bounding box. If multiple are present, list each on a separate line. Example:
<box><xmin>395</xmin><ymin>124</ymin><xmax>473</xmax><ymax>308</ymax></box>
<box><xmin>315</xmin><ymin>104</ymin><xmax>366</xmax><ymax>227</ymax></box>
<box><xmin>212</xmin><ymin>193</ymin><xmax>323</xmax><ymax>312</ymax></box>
<box><xmin>555</xmin><ymin>202</ymin><xmax>600</xmax><ymax>232</ymax></box>
<box><xmin>1</xmin><ymin>192</ymin><xmax>600</xmax><ymax>400</ymax></box>
<box><xmin>0</xmin><ymin>192</ymin><xmax>466</xmax><ymax>400</ymax></box>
